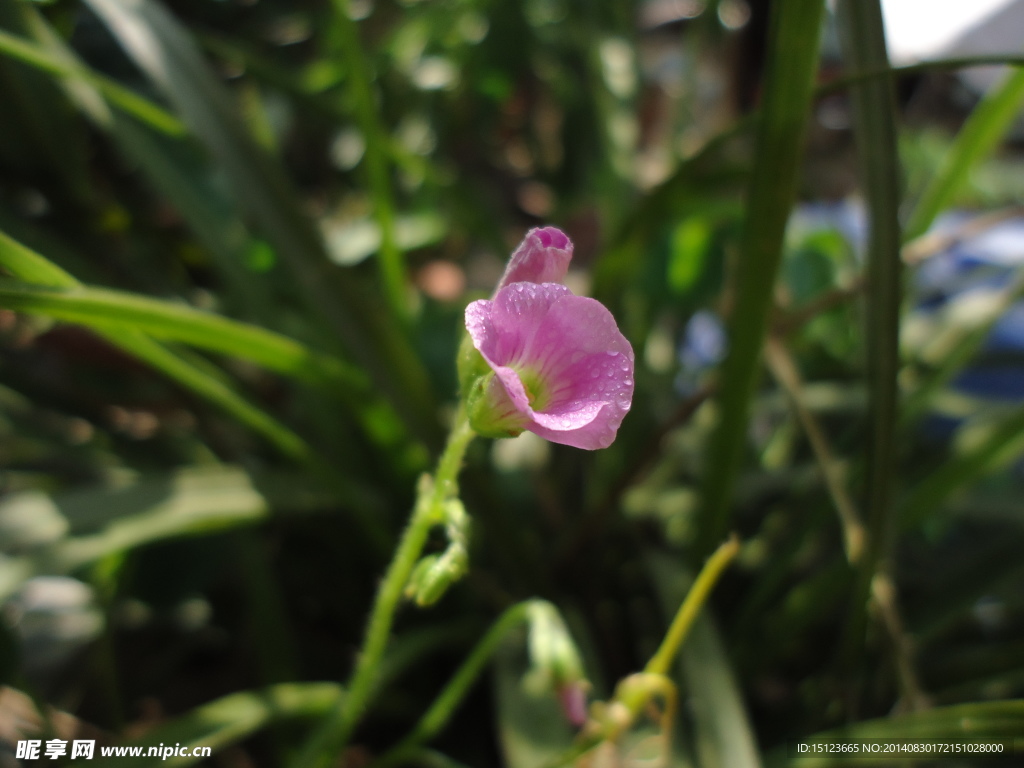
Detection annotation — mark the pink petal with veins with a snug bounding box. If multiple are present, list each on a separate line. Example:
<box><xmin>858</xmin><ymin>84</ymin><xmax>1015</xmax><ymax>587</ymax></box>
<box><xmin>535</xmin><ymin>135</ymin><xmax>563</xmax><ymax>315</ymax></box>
<box><xmin>465</xmin><ymin>282</ymin><xmax>634</xmax><ymax>450</ymax></box>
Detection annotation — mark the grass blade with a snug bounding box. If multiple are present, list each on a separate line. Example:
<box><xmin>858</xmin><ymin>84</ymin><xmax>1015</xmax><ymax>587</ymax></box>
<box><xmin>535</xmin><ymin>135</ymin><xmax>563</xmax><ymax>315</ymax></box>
<box><xmin>0</xmin><ymin>230</ymin><xmax>312</xmax><ymax>461</ymax></box>
<box><xmin>0</xmin><ymin>280</ymin><xmax>364</xmax><ymax>390</ymax></box>
<box><xmin>81</xmin><ymin>0</ymin><xmax>442</xmax><ymax>441</ymax></box>
<box><xmin>903</xmin><ymin>66</ymin><xmax>1024</xmax><ymax>241</ymax></box>
<box><xmin>835</xmin><ymin>0</ymin><xmax>903</xmax><ymax>691</ymax></box>
<box><xmin>0</xmin><ymin>27</ymin><xmax>184</xmax><ymax>136</ymax></box>
<box><xmin>695</xmin><ymin>0</ymin><xmax>826</xmax><ymax>556</ymax></box>
<box><xmin>0</xmin><ymin>228</ymin><xmax>77</xmax><ymax>287</ymax></box>
<box><xmin>102</xmin><ymin>330</ymin><xmax>314</xmax><ymax>462</ymax></box>
<box><xmin>900</xmin><ymin>402</ymin><xmax>1024</xmax><ymax>529</ymax></box>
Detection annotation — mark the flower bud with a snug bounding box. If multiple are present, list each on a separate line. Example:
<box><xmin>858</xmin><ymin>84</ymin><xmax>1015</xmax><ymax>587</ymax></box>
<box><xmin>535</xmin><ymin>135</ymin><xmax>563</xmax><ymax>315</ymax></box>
<box><xmin>405</xmin><ymin>545</ymin><xmax>468</xmax><ymax>607</ymax></box>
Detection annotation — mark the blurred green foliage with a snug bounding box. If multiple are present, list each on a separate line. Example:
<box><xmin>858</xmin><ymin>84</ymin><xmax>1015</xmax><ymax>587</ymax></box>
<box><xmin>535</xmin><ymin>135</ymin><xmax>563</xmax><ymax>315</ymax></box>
<box><xmin>1</xmin><ymin>0</ymin><xmax>1024</xmax><ymax>765</ymax></box>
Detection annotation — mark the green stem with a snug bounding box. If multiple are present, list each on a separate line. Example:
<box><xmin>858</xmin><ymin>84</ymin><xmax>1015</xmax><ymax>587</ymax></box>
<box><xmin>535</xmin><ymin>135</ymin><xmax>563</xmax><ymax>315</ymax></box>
<box><xmin>291</xmin><ymin>408</ymin><xmax>475</xmax><ymax>768</ymax></box>
<box><xmin>644</xmin><ymin>535</ymin><xmax>740</xmax><ymax>678</ymax></box>
<box><xmin>371</xmin><ymin>602</ymin><xmax>534</xmax><ymax>768</ymax></box>
<box><xmin>546</xmin><ymin>538</ymin><xmax>741</xmax><ymax>768</ymax></box>
<box><xmin>330</xmin><ymin>0</ymin><xmax>407</xmax><ymax>322</ymax></box>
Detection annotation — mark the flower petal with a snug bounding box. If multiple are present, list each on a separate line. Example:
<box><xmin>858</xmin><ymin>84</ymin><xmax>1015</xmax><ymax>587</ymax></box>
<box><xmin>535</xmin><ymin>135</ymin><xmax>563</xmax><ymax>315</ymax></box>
<box><xmin>495</xmin><ymin>227</ymin><xmax>574</xmax><ymax>292</ymax></box>
<box><xmin>465</xmin><ymin>282</ymin><xmax>634</xmax><ymax>450</ymax></box>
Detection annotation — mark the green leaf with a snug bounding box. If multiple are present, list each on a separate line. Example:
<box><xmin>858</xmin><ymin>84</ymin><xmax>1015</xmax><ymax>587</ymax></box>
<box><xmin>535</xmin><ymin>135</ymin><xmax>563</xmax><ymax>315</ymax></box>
<box><xmin>8</xmin><ymin>13</ymin><xmax>417</xmax><ymax>465</ymax></box>
<box><xmin>0</xmin><ymin>465</ymin><xmax>351</xmax><ymax>601</ymax></box>
<box><xmin>0</xmin><ymin>280</ymin><xmax>364</xmax><ymax>390</ymax></box>
<box><xmin>904</xmin><ymin>67</ymin><xmax>1024</xmax><ymax>241</ymax></box>
<box><xmin>89</xmin><ymin>683</ymin><xmax>344</xmax><ymax>768</ymax></box>
<box><xmin>695</xmin><ymin>0</ymin><xmax>826</xmax><ymax>556</ymax></box>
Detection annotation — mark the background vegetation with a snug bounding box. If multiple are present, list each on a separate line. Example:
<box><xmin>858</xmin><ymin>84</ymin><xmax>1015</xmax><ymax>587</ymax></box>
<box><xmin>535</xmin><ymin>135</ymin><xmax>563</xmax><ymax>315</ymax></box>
<box><xmin>1</xmin><ymin>0</ymin><xmax>1023</xmax><ymax>765</ymax></box>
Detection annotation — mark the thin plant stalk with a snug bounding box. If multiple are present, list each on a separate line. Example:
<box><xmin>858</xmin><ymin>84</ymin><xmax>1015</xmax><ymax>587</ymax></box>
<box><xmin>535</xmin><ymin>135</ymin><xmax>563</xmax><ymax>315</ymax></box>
<box><xmin>370</xmin><ymin>602</ymin><xmax>534</xmax><ymax>768</ymax></box>
<box><xmin>543</xmin><ymin>535</ymin><xmax>740</xmax><ymax>768</ymax></box>
<box><xmin>330</xmin><ymin>0</ymin><xmax>407</xmax><ymax>322</ymax></box>
<box><xmin>644</xmin><ymin>535</ymin><xmax>740</xmax><ymax>678</ymax></box>
<box><xmin>765</xmin><ymin>339</ymin><xmax>926</xmax><ymax>709</ymax></box>
<box><xmin>764</xmin><ymin>337</ymin><xmax>866</xmax><ymax>564</ymax></box>
<box><xmin>291</xmin><ymin>408</ymin><xmax>476</xmax><ymax>768</ymax></box>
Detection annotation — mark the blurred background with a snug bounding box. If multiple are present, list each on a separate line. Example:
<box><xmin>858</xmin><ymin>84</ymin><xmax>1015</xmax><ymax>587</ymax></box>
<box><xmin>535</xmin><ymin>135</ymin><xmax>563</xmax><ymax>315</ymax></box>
<box><xmin>1</xmin><ymin>0</ymin><xmax>1023</xmax><ymax>765</ymax></box>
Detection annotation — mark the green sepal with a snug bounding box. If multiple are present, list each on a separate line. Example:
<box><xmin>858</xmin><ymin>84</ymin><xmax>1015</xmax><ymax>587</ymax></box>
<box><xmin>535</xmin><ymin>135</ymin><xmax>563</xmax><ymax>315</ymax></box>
<box><xmin>457</xmin><ymin>332</ymin><xmax>491</xmax><ymax>397</ymax></box>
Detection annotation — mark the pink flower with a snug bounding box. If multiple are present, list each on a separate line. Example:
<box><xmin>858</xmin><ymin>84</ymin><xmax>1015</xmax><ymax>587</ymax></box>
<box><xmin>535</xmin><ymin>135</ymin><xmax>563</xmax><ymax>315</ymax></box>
<box><xmin>495</xmin><ymin>226</ymin><xmax>573</xmax><ymax>292</ymax></box>
<box><xmin>464</xmin><ymin>282</ymin><xmax>634</xmax><ymax>450</ymax></box>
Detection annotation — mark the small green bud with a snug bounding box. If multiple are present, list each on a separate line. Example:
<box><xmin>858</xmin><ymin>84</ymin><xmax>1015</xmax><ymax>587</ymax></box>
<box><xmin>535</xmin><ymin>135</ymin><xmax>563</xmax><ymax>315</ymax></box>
<box><xmin>459</xmin><ymin>333</ymin><xmax>529</xmax><ymax>439</ymax></box>
<box><xmin>406</xmin><ymin>546</ymin><xmax>468</xmax><ymax>607</ymax></box>
<box><xmin>465</xmin><ymin>372</ymin><xmax>529</xmax><ymax>439</ymax></box>
<box><xmin>405</xmin><ymin>554</ymin><xmax>441</xmax><ymax>602</ymax></box>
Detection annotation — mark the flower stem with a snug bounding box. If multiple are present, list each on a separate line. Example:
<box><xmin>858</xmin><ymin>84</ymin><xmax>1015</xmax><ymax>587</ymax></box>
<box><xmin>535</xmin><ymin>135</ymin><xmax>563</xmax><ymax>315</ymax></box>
<box><xmin>291</xmin><ymin>407</ymin><xmax>475</xmax><ymax>768</ymax></box>
<box><xmin>644</xmin><ymin>534</ymin><xmax>740</xmax><ymax>678</ymax></box>
<box><xmin>542</xmin><ymin>536</ymin><xmax>740</xmax><ymax>768</ymax></box>
<box><xmin>370</xmin><ymin>602</ymin><xmax>534</xmax><ymax>768</ymax></box>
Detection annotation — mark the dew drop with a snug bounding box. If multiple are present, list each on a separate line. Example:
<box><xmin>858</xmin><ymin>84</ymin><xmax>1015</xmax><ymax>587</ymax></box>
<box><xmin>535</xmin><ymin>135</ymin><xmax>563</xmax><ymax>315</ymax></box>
<box><xmin>606</xmin><ymin>349</ymin><xmax>619</xmax><ymax>357</ymax></box>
